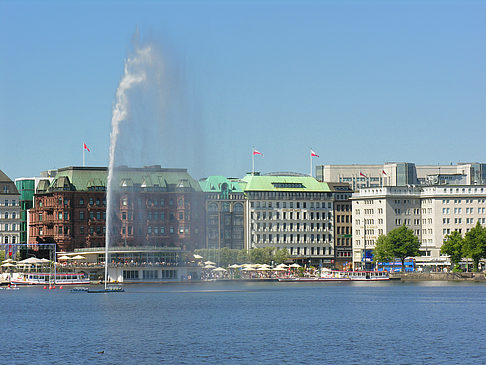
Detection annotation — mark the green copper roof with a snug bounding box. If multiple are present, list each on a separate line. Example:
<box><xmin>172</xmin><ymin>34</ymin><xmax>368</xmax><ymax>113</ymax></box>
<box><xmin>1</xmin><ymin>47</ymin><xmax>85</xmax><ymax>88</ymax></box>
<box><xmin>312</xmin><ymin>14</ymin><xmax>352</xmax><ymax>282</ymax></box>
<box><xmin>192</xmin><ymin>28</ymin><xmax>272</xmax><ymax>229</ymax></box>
<box><xmin>43</xmin><ymin>166</ymin><xmax>201</xmax><ymax>193</ymax></box>
<box><xmin>199</xmin><ymin>176</ymin><xmax>244</xmax><ymax>193</ymax></box>
<box><xmin>241</xmin><ymin>173</ymin><xmax>330</xmax><ymax>192</ymax></box>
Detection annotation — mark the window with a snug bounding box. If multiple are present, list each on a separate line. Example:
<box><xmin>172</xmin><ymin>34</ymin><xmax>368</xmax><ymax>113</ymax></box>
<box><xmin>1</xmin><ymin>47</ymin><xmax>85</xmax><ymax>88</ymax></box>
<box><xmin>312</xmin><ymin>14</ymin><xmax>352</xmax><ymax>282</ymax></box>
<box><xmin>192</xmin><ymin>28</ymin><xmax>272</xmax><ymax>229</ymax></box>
<box><xmin>80</xmin><ymin>198</ymin><xmax>84</xmax><ymax>205</ymax></box>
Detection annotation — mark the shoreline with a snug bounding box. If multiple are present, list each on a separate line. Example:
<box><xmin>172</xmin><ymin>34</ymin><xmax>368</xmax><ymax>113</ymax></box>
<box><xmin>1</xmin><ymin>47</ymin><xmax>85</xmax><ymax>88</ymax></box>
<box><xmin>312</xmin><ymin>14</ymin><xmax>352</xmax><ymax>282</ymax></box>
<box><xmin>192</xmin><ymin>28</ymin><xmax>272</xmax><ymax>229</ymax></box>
<box><xmin>390</xmin><ymin>272</ymin><xmax>486</xmax><ymax>281</ymax></box>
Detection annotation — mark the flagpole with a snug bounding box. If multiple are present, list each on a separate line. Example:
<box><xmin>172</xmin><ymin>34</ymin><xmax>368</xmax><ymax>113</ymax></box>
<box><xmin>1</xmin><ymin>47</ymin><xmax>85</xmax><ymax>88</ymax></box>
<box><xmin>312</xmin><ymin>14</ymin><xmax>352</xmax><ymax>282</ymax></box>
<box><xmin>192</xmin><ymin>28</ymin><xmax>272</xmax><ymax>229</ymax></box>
<box><xmin>83</xmin><ymin>144</ymin><xmax>85</xmax><ymax>167</ymax></box>
<box><xmin>252</xmin><ymin>147</ymin><xmax>255</xmax><ymax>175</ymax></box>
<box><xmin>310</xmin><ymin>149</ymin><xmax>312</xmax><ymax>177</ymax></box>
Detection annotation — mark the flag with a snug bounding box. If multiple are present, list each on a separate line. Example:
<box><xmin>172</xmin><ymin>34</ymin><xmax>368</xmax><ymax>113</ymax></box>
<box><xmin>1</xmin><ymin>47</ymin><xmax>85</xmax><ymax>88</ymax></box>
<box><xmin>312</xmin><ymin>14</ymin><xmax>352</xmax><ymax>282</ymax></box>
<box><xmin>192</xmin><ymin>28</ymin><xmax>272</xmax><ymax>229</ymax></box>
<box><xmin>310</xmin><ymin>149</ymin><xmax>319</xmax><ymax>158</ymax></box>
<box><xmin>253</xmin><ymin>149</ymin><xmax>263</xmax><ymax>156</ymax></box>
<box><xmin>360</xmin><ymin>172</ymin><xmax>367</xmax><ymax>177</ymax></box>
<box><xmin>83</xmin><ymin>143</ymin><xmax>90</xmax><ymax>152</ymax></box>
<box><xmin>382</xmin><ymin>170</ymin><xmax>387</xmax><ymax>175</ymax></box>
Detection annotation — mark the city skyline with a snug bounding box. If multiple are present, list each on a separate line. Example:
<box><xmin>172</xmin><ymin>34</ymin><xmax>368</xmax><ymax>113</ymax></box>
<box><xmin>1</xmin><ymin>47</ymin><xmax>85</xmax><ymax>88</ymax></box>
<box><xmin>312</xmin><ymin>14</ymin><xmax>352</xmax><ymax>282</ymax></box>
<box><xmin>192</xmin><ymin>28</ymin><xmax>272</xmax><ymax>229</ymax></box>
<box><xmin>1</xmin><ymin>1</ymin><xmax>485</xmax><ymax>181</ymax></box>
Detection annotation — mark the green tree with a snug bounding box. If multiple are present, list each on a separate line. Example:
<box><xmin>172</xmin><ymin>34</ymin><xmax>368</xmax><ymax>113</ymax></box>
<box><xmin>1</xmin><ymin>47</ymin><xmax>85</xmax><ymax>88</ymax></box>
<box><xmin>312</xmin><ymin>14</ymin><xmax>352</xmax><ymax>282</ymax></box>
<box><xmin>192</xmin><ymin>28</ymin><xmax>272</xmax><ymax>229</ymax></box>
<box><xmin>373</xmin><ymin>234</ymin><xmax>393</xmax><ymax>264</ymax></box>
<box><xmin>463</xmin><ymin>222</ymin><xmax>486</xmax><ymax>271</ymax></box>
<box><xmin>273</xmin><ymin>248</ymin><xmax>289</xmax><ymax>265</ymax></box>
<box><xmin>441</xmin><ymin>231</ymin><xmax>464</xmax><ymax>271</ymax></box>
<box><xmin>372</xmin><ymin>226</ymin><xmax>421</xmax><ymax>272</ymax></box>
<box><xmin>236</xmin><ymin>249</ymin><xmax>249</xmax><ymax>264</ymax></box>
<box><xmin>249</xmin><ymin>247</ymin><xmax>273</xmax><ymax>264</ymax></box>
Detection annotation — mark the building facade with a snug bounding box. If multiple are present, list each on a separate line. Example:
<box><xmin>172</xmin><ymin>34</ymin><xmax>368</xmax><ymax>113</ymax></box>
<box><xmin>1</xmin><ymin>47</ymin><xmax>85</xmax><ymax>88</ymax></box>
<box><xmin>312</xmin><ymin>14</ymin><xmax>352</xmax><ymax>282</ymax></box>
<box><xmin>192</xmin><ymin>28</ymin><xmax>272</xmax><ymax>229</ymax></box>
<box><xmin>328</xmin><ymin>183</ymin><xmax>353</xmax><ymax>270</ymax></box>
<box><xmin>317</xmin><ymin>162</ymin><xmax>486</xmax><ymax>191</ymax></box>
<box><xmin>0</xmin><ymin>170</ymin><xmax>21</xmax><ymax>251</ymax></box>
<box><xmin>28</xmin><ymin>166</ymin><xmax>205</xmax><ymax>253</ymax></box>
<box><xmin>351</xmin><ymin>185</ymin><xmax>486</xmax><ymax>269</ymax></box>
<box><xmin>242</xmin><ymin>173</ymin><xmax>334</xmax><ymax>266</ymax></box>
<box><xmin>352</xmin><ymin>187</ymin><xmax>422</xmax><ymax>270</ymax></box>
<box><xmin>199</xmin><ymin>176</ymin><xmax>245</xmax><ymax>250</ymax></box>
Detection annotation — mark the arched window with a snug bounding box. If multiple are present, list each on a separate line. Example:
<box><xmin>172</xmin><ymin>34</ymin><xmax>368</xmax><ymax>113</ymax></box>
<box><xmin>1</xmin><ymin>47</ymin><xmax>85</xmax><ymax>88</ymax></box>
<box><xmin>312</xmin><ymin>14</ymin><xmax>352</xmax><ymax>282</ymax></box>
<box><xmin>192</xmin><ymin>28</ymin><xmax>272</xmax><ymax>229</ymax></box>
<box><xmin>234</xmin><ymin>203</ymin><xmax>244</xmax><ymax>212</ymax></box>
<box><xmin>208</xmin><ymin>203</ymin><xmax>218</xmax><ymax>212</ymax></box>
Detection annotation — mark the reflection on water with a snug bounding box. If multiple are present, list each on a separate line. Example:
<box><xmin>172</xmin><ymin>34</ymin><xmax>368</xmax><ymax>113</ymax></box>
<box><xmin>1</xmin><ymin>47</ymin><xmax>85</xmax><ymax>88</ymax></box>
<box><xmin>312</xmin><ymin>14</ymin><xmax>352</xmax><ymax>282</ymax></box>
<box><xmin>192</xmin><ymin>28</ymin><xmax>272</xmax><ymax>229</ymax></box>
<box><xmin>2</xmin><ymin>281</ymin><xmax>486</xmax><ymax>364</ymax></box>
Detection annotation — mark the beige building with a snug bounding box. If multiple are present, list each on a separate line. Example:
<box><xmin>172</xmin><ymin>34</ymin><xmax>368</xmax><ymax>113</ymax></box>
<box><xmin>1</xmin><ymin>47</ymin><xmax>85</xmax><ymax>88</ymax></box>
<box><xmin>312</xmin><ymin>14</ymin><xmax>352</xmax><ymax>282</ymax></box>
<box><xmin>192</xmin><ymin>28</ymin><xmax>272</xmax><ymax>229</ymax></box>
<box><xmin>352</xmin><ymin>185</ymin><xmax>486</xmax><ymax>269</ymax></box>
<box><xmin>0</xmin><ymin>170</ymin><xmax>21</xmax><ymax>250</ymax></box>
<box><xmin>352</xmin><ymin>186</ymin><xmax>422</xmax><ymax>270</ymax></box>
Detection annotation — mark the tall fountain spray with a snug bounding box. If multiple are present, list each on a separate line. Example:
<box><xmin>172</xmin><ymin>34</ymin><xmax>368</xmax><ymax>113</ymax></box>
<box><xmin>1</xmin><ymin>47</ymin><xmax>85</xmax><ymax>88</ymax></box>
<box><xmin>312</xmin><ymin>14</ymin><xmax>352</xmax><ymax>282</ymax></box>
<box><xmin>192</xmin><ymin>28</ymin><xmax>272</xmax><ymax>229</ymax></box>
<box><xmin>103</xmin><ymin>35</ymin><xmax>203</xmax><ymax>288</ymax></box>
<box><xmin>105</xmin><ymin>45</ymin><xmax>152</xmax><ymax>288</ymax></box>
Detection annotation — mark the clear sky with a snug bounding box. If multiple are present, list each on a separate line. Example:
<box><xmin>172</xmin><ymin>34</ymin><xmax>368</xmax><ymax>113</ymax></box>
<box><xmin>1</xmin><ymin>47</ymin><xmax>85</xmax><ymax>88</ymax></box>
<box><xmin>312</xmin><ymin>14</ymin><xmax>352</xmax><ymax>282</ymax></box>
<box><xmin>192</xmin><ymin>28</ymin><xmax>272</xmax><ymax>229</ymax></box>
<box><xmin>1</xmin><ymin>0</ymin><xmax>485</xmax><ymax>181</ymax></box>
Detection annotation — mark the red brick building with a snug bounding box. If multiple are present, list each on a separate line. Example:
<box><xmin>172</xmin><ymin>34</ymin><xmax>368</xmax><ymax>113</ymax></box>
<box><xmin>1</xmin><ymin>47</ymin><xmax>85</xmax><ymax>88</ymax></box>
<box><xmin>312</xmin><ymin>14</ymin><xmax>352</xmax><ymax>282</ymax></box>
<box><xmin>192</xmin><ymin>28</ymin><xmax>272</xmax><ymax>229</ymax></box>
<box><xmin>29</xmin><ymin>166</ymin><xmax>205</xmax><ymax>252</ymax></box>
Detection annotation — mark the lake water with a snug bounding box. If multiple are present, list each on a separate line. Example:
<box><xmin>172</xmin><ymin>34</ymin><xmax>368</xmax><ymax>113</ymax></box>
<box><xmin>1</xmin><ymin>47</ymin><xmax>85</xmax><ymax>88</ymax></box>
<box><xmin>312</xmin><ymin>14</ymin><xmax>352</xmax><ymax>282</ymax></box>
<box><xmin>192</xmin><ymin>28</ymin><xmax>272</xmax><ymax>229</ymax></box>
<box><xmin>2</xmin><ymin>281</ymin><xmax>486</xmax><ymax>364</ymax></box>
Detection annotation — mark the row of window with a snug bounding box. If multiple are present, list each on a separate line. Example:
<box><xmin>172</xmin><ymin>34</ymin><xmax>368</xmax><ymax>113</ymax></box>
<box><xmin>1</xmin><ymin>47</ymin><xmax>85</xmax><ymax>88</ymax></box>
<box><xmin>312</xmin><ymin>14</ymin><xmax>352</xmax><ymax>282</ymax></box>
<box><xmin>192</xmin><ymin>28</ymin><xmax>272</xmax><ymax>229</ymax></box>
<box><xmin>208</xmin><ymin>202</ymin><xmax>244</xmax><ymax>212</ymax></box>
<box><xmin>1</xmin><ymin>224</ymin><xmax>17</xmax><ymax>231</ymax></box>
<box><xmin>123</xmin><ymin>269</ymin><xmax>177</xmax><ymax>280</ymax></box>
<box><xmin>441</xmin><ymin>217</ymin><xmax>486</xmax><ymax>226</ymax></box>
<box><xmin>336</xmin><ymin>215</ymin><xmax>351</xmax><ymax>223</ymax></box>
<box><xmin>442</xmin><ymin>199</ymin><xmax>486</xmax><ymax>204</ymax></box>
<box><xmin>1</xmin><ymin>212</ymin><xmax>18</xmax><ymax>219</ymax></box>
<box><xmin>208</xmin><ymin>230</ymin><xmax>244</xmax><ymax>240</ymax></box>
<box><xmin>254</xmin><ymin>233</ymin><xmax>332</xmax><ymax>243</ymax></box>
<box><xmin>1</xmin><ymin>200</ymin><xmax>17</xmax><ymax>206</ymax></box>
<box><xmin>248</xmin><ymin>192</ymin><xmax>332</xmax><ymax>200</ymax></box>
<box><xmin>287</xmin><ymin>246</ymin><xmax>332</xmax><ymax>256</ymax></box>
<box><xmin>251</xmin><ymin>211</ymin><xmax>332</xmax><ymax>221</ymax></box>
<box><xmin>336</xmin><ymin>237</ymin><xmax>351</xmax><ymax>246</ymax></box>
<box><xmin>1</xmin><ymin>235</ymin><xmax>17</xmax><ymax>243</ymax></box>
<box><xmin>122</xmin><ymin>198</ymin><xmax>182</xmax><ymax>207</ymax></box>
<box><xmin>251</xmin><ymin>201</ymin><xmax>332</xmax><ymax>209</ymax></box>
<box><xmin>253</xmin><ymin>222</ymin><xmax>332</xmax><ymax>231</ymax></box>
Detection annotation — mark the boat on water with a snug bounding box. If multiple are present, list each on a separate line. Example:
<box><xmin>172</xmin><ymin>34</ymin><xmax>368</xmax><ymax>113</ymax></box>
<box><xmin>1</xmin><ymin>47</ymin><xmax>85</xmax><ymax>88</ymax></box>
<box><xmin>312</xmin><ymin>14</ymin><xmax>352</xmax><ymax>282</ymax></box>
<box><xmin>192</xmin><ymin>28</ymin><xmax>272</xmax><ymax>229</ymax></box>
<box><xmin>278</xmin><ymin>270</ymin><xmax>389</xmax><ymax>282</ymax></box>
<box><xmin>87</xmin><ymin>286</ymin><xmax>125</xmax><ymax>293</ymax></box>
<box><xmin>11</xmin><ymin>272</ymin><xmax>90</xmax><ymax>285</ymax></box>
<box><xmin>70</xmin><ymin>287</ymin><xmax>89</xmax><ymax>293</ymax></box>
<box><xmin>0</xmin><ymin>284</ymin><xmax>20</xmax><ymax>291</ymax></box>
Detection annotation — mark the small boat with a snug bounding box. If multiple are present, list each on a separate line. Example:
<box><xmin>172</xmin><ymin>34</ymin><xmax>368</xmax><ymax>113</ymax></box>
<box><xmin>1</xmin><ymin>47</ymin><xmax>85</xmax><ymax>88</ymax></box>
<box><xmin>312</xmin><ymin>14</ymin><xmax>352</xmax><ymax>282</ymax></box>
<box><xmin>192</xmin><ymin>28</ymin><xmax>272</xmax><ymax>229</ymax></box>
<box><xmin>11</xmin><ymin>272</ymin><xmax>90</xmax><ymax>285</ymax></box>
<box><xmin>70</xmin><ymin>287</ymin><xmax>89</xmax><ymax>293</ymax></box>
<box><xmin>0</xmin><ymin>284</ymin><xmax>20</xmax><ymax>291</ymax></box>
<box><xmin>88</xmin><ymin>286</ymin><xmax>125</xmax><ymax>293</ymax></box>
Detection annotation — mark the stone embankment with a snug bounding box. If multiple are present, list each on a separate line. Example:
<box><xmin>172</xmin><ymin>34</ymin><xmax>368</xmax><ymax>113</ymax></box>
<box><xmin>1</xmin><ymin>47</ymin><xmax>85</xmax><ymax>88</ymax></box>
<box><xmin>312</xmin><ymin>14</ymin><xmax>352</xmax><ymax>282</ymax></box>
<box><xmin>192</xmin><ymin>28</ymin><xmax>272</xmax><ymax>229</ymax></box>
<box><xmin>391</xmin><ymin>272</ymin><xmax>486</xmax><ymax>281</ymax></box>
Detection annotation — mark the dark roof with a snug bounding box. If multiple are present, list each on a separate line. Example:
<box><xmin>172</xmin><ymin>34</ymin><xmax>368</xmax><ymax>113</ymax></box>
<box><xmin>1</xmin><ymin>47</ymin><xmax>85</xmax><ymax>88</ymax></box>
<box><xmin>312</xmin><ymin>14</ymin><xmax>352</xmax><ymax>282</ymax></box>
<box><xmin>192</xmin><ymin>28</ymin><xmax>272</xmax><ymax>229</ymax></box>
<box><xmin>0</xmin><ymin>170</ymin><xmax>19</xmax><ymax>195</ymax></box>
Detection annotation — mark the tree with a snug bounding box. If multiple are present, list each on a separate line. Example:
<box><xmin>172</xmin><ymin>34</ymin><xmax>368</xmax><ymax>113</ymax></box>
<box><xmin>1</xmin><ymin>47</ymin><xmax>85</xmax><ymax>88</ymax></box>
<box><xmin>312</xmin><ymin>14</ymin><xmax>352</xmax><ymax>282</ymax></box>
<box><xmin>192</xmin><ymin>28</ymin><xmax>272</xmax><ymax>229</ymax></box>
<box><xmin>463</xmin><ymin>222</ymin><xmax>486</xmax><ymax>271</ymax></box>
<box><xmin>373</xmin><ymin>234</ymin><xmax>393</xmax><ymax>264</ymax></box>
<box><xmin>373</xmin><ymin>225</ymin><xmax>421</xmax><ymax>272</ymax></box>
<box><xmin>273</xmin><ymin>248</ymin><xmax>289</xmax><ymax>265</ymax></box>
<box><xmin>441</xmin><ymin>231</ymin><xmax>464</xmax><ymax>271</ymax></box>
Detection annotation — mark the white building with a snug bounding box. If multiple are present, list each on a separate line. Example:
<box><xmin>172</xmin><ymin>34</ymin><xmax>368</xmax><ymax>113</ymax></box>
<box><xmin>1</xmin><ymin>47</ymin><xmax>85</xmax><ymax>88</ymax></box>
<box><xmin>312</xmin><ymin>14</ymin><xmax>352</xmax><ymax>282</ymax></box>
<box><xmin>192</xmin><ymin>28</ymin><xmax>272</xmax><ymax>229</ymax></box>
<box><xmin>0</xmin><ymin>170</ymin><xmax>21</xmax><ymax>249</ymax></box>
<box><xmin>352</xmin><ymin>186</ymin><xmax>422</xmax><ymax>269</ymax></box>
<box><xmin>352</xmin><ymin>185</ymin><xmax>486</xmax><ymax>269</ymax></box>
<box><xmin>242</xmin><ymin>173</ymin><xmax>334</xmax><ymax>266</ymax></box>
<box><xmin>317</xmin><ymin>162</ymin><xmax>486</xmax><ymax>191</ymax></box>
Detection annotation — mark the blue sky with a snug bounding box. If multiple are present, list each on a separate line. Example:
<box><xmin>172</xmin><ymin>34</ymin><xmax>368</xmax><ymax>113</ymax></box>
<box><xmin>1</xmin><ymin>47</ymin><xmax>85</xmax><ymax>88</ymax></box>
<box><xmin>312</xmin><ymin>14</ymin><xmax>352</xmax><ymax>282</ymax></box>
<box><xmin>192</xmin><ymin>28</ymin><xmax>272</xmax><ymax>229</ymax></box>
<box><xmin>1</xmin><ymin>0</ymin><xmax>485</xmax><ymax>180</ymax></box>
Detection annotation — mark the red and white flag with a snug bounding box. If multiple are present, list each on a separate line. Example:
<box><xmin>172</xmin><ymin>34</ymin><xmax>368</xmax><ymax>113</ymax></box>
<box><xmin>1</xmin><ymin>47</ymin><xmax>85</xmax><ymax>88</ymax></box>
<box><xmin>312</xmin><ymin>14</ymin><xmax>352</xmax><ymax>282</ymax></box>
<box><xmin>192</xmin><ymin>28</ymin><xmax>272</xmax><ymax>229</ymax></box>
<box><xmin>83</xmin><ymin>143</ymin><xmax>90</xmax><ymax>152</ymax></box>
<box><xmin>382</xmin><ymin>170</ymin><xmax>387</xmax><ymax>175</ymax></box>
<box><xmin>360</xmin><ymin>171</ymin><xmax>367</xmax><ymax>177</ymax></box>
<box><xmin>310</xmin><ymin>149</ymin><xmax>319</xmax><ymax>158</ymax></box>
<box><xmin>253</xmin><ymin>149</ymin><xmax>263</xmax><ymax>156</ymax></box>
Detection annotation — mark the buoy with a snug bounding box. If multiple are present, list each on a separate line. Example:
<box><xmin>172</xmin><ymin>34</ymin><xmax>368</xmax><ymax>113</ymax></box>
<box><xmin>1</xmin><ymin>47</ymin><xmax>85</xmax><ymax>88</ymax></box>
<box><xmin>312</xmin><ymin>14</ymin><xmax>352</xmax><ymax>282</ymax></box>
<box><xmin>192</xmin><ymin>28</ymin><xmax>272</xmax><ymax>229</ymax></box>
<box><xmin>53</xmin><ymin>285</ymin><xmax>56</xmax><ymax>289</ymax></box>
<box><xmin>43</xmin><ymin>286</ymin><xmax>47</xmax><ymax>289</ymax></box>
<box><xmin>49</xmin><ymin>286</ymin><xmax>52</xmax><ymax>290</ymax></box>
<box><xmin>59</xmin><ymin>286</ymin><xmax>63</xmax><ymax>290</ymax></box>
